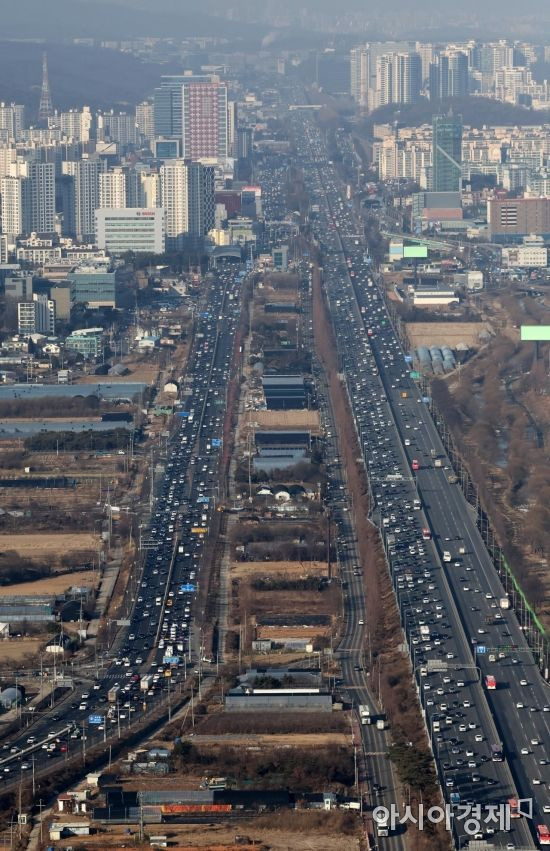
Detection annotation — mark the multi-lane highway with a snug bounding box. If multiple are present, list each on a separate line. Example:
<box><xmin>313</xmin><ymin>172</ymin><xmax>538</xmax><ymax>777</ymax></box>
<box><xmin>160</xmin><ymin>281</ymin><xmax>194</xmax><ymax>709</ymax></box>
<box><xmin>0</xmin><ymin>264</ymin><xmax>244</xmax><ymax>783</ymax></box>
<box><xmin>287</xmin><ymin>104</ymin><xmax>549</xmax><ymax>848</ymax></box>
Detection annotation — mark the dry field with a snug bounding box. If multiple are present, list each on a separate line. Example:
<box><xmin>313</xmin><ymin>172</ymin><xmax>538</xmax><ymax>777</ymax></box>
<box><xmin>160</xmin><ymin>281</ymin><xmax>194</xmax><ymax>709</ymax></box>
<box><xmin>0</xmin><ymin>639</ymin><xmax>42</xmax><ymax>662</ymax></box>
<box><xmin>231</xmin><ymin>560</ymin><xmax>329</xmax><ymax>579</ymax></box>
<box><xmin>244</xmin><ymin>409</ymin><xmax>321</xmax><ymax>432</ymax></box>
<box><xmin>0</xmin><ymin>533</ymin><xmax>99</xmax><ymax>558</ymax></box>
<box><xmin>189</xmin><ymin>733</ymin><xmax>349</xmax><ymax>747</ymax></box>
<box><xmin>0</xmin><ymin>569</ymin><xmax>96</xmax><ymax>597</ymax></box>
<box><xmin>49</xmin><ymin>816</ymin><xmax>361</xmax><ymax>851</ymax></box>
<box><xmin>405</xmin><ymin>321</ymin><xmax>489</xmax><ymax>349</ymax></box>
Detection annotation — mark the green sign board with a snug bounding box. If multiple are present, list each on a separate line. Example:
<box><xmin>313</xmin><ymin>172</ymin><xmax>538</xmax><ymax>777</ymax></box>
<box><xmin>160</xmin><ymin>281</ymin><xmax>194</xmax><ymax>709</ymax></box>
<box><xmin>520</xmin><ymin>325</ymin><xmax>550</xmax><ymax>341</ymax></box>
<box><xmin>404</xmin><ymin>245</ymin><xmax>428</xmax><ymax>259</ymax></box>
<box><xmin>409</xmin><ymin>370</ymin><xmax>421</xmax><ymax>379</ymax></box>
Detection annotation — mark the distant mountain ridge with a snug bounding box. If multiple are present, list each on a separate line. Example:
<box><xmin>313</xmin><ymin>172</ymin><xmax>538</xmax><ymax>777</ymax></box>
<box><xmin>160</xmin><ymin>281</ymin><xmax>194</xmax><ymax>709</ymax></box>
<box><xmin>1</xmin><ymin>0</ymin><xmax>258</xmax><ymax>40</ymax></box>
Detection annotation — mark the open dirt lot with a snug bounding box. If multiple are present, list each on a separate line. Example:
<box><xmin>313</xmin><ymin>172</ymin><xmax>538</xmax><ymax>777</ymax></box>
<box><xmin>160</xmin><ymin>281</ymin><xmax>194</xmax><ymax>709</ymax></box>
<box><xmin>0</xmin><ymin>533</ymin><xmax>98</xmax><ymax>558</ymax></box>
<box><xmin>245</xmin><ymin>410</ymin><xmax>321</xmax><ymax>432</ymax></box>
<box><xmin>0</xmin><ymin>569</ymin><xmax>96</xmax><ymax>597</ymax></box>
<box><xmin>50</xmin><ymin>813</ymin><xmax>361</xmax><ymax>851</ymax></box>
<box><xmin>188</xmin><ymin>733</ymin><xmax>349</xmax><ymax>747</ymax></box>
<box><xmin>0</xmin><ymin>639</ymin><xmax>42</xmax><ymax>661</ymax></box>
<box><xmin>405</xmin><ymin>321</ymin><xmax>489</xmax><ymax>349</ymax></box>
<box><xmin>231</xmin><ymin>560</ymin><xmax>329</xmax><ymax>579</ymax></box>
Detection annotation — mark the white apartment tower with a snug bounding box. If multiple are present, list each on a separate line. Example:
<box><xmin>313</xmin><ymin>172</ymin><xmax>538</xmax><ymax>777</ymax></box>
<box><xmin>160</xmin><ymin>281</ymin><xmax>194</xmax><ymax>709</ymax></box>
<box><xmin>99</xmin><ymin>168</ymin><xmax>127</xmax><ymax>209</ymax></box>
<box><xmin>160</xmin><ymin>160</ymin><xmax>189</xmax><ymax>250</ymax></box>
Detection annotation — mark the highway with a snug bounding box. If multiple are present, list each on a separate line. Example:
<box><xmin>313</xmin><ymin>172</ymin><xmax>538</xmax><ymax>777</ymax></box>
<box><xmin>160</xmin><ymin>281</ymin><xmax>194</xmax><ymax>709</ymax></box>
<box><xmin>287</xmin><ymin>103</ymin><xmax>547</xmax><ymax>848</ymax></box>
<box><xmin>305</xmin><ymin>287</ymin><xmax>406</xmax><ymax>851</ymax></box>
<box><xmin>0</xmin><ymin>265</ymin><xmax>244</xmax><ymax>784</ymax></box>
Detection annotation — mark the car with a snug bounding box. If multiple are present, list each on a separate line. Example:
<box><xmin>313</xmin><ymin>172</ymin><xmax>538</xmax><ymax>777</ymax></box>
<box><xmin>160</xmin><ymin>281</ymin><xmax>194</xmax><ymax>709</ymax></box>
<box><xmin>516</xmin><ymin>701</ymin><xmax>524</xmax><ymax>709</ymax></box>
<box><xmin>520</xmin><ymin>679</ymin><xmax>528</xmax><ymax>686</ymax></box>
<box><xmin>520</xmin><ymin>747</ymin><xmax>529</xmax><ymax>755</ymax></box>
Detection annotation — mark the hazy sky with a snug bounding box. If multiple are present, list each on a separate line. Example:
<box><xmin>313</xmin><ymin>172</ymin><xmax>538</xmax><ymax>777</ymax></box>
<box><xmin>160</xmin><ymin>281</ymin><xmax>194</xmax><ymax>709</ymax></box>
<box><xmin>4</xmin><ymin>0</ymin><xmax>550</xmax><ymax>41</ymax></box>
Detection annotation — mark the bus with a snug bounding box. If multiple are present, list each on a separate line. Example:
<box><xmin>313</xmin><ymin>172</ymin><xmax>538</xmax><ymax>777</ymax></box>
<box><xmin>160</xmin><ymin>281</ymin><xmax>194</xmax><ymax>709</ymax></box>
<box><xmin>485</xmin><ymin>675</ymin><xmax>496</xmax><ymax>690</ymax></box>
<box><xmin>537</xmin><ymin>825</ymin><xmax>550</xmax><ymax>845</ymax></box>
<box><xmin>508</xmin><ymin>798</ymin><xmax>521</xmax><ymax>818</ymax></box>
<box><xmin>422</xmin><ymin>528</ymin><xmax>432</xmax><ymax>541</ymax></box>
<box><xmin>411</xmin><ymin>459</ymin><xmax>420</xmax><ymax>471</ymax></box>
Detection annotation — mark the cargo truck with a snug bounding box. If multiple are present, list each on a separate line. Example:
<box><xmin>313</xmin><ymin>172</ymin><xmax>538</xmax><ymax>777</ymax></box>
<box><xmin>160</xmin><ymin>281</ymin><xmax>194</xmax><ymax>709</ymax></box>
<box><xmin>376</xmin><ymin>718</ymin><xmax>387</xmax><ymax>730</ymax></box>
<box><xmin>140</xmin><ymin>675</ymin><xmax>153</xmax><ymax>693</ymax></box>
<box><xmin>358</xmin><ymin>704</ymin><xmax>372</xmax><ymax>724</ymax></box>
<box><xmin>108</xmin><ymin>685</ymin><xmax>120</xmax><ymax>703</ymax></box>
<box><xmin>434</xmin><ymin>458</ymin><xmax>443</xmax><ymax>468</ymax></box>
<box><xmin>500</xmin><ymin>596</ymin><xmax>510</xmax><ymax>609</ymax></box>
<box><xmin>376</xmin><ymin>812</ymin><xmax>389</xmax><ymax>837</ymax></box>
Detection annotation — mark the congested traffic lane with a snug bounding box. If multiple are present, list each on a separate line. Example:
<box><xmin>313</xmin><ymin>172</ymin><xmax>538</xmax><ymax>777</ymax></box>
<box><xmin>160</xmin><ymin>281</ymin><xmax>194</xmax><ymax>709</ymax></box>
<box><xmin>288</xmin><ymin>108</ymin><xmax>538</xmax><ymax>848</ymax></box>
<box><xmin>0</xmin><ymin>265</ymin><xmax>244</xmax><ymax>781</ymax></box>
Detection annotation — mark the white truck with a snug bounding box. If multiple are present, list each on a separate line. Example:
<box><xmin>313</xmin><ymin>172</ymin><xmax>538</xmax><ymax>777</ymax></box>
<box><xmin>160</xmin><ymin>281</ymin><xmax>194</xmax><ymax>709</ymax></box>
<box><xmin>140</xmin><ymin>675</ymin><xmax>153</xmax><ymax>693</ymax></box>
<box><xmin>420</xmin><ymin>625</ymin><xmax>430</xmax><ymax>638</ymax></box>
<box><xmin>443</xmin><ymin>551</ymin><xmax>452</xmax><ymax>562</ymax></box>
<box><xmin>359</xmin><ymin>704</ymin><xmax>372</xmax><ymax>725</ymax></box>
<box><xmin>499</xmin><ymin>596</ymin><xmax>510</xmax><ymax>609</ymax></box>
<box><xmin>376</xmin><ymin>812</ymin><xmax>390</xmax><ymax>837</ymax></box>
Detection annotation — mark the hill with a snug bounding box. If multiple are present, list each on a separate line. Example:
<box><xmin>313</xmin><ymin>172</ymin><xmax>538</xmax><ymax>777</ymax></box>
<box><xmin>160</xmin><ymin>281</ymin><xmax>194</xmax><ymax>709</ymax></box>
<box><xmin>364</xmin><ymin>97</ymin><xmax>550</xmax><ymax>130</ymax></box>
<box><xmin>0</xmin><ymin>42</ymin><xmax>184</xmax><ymax>114</ymax></box>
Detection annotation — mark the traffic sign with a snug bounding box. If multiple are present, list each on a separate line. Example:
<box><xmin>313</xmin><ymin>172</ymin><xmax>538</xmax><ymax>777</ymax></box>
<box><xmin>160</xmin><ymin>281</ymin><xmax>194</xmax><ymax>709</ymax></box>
<box><xmin>476</xmin><ymin>645</ymin><xmax>487</xmax><ymax>655</ymax></box>
<box><xmin>163</xmin><ymin>655</ymin><xmax>180</xmax><ymax>665</ymax></box>
<box><xmin>211</xmin><ymin>438</ymin><xmax>222</xmax><ymax>447</ymax></box>
<box><xmin>180</xmin><ymin>583</ymin><xmax>196</xmax><ymax>592</ymax></box>
<box><xmin>88</xmin><ymin>714</ymin><xmax>102</xmax><ymax>725</ymax></box>
<box><xmin>197</xmin><ymin>496</ymin><xmax>210</xmax><ymax>504</ymax></box>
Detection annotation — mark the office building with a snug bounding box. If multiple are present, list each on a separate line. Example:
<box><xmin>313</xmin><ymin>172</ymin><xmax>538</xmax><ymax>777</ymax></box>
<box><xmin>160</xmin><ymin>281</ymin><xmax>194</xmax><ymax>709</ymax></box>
<box><xmin>27</xmin><ymin>162</ymin><xmax>55</xmax><ymax>234</ymax></box>
<box><xmin>56</xmin><ymin>174</ymin><xmax>76</xmax><ymax>237</ymax></box>
<box><xmin>488</xmin><ymin>197</ymin><xmax>550</xmax><ymax>242</ymax></box>
<box><xmin>65</xmin><ymin>328</ymin><xmax>103</xmax><ymax>358</ymax></box>
<box><xmin>68</xmin><ymin>263</ymin><xmax>117</xmax><ymax>308</ymax></box>
<box><xmin>272</xmin><ymin>246</ymin><xmax>289</xmax><ymax>272</ymax></box>
<box><xmin>0</xmin><ymin>234</ymin><xmax>7</xmax><ymax>264</ymax></box>
<box><xmin>227</xmin><ymin>100</ymin><xmax>238</xmax><ymax>156</ymax></box>
<box><xmin>350</xmin><ymin>46</ymin><xmax>369</xmax><ymax>107</ymax></box>
<box><xmin>429</xmin><ymin>52</ymin><xmax>469</xmax><ymax>100</ymax></box>
<box><xmin>99</xmin><ymin>169</ymin><xmax>127</xmax><ymax>209</ymax></box>
<box><xmin>73</xmin><ymin>160</ymin><xmax>100</xmax><ymax>242</ymax></box>
<box><xmin>95</xmin><ymin>208</ymin><xmax>165</xmax><ymax>254</ymax></box>
<box><xmin>153</xmin><ymin>138</ymin><xmax>181</xmax><ymax>160</ymax></box>
<box><xmin>182</xmin><ymin>79</ymin><xmax>228</xmax><ymax>161</ymax></box>
<box><xmin>59</xmin><ymin>107</ymin><xmax>93</xmax><ymax>142</ymax></box>
<box><xmin>135</xmin><ymin>101</ymin><xmax>154</xmax><ymax>142</ymax></box>
<box><xmin>186</xmin><ymin>162</ymin><xmax>215</xmax><ymax>237</ymax></box>
<box><xmin>49</xmin><ymin>283</ymin><xmax>72</xmax><ymax>321</ymax></box>
<box><xmin>376</xmin><ymin>52</ymin><xmax>422</xmax><ymax>107</ymax></box>
<box><xmin>432</xmin><ymin>114</ymin><xmax>462</xmax><ymax>192</ymax></box>
<box><xmin>153</xmin><ymin>74</ymin><xmax>229</xmax><ymax>162</ymax></box>
<box><xmin>160</xmin><ymin>160</ymin><xmax>188</xmax><ymax>250</ymax></box>
<box><xmin>5</xmin><ymin>273</ymin><xmax>33</xmax><ymax>300</ymax></box>
<box><xmin>98</xmin><ymin>110</ymin><xmax>136</xmax><ymax>146</ymax></box>
<box><xmin>18</xmin><ymin>293</ymin><xmax>55</xmax><ymax>335</ymax></box>
<box><xmin>0</xmin><ymin>103</ymin><xmax>25</xmax><ymax>141</ymax></box>
<box><xmin>0</xmin><ymin>176</ymin><xmax>24</xmax><ymax>240</ymax></box>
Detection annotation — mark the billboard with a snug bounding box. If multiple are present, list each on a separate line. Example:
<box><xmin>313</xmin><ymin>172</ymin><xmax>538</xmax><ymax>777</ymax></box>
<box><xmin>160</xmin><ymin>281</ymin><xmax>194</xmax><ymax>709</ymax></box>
<box><xmin>404</xmin><ymin>245</ymin><xmax>428</xmax><ymax>259</ymax></box>
<box><xmin>521</xmin><ymin>325</ymin><xmax>550</xmax><ymax>341</ymax></box>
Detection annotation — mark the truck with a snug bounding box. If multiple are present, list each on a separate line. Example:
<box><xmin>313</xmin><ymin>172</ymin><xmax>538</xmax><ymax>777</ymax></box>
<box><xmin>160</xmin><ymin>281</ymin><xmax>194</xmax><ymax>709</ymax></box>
<box><xmin>491</xmin><ymin>743</ymin><xmax>503</xmax><ymax>762</ymax></box>
<box><xmin>449</xmin><ymin>792</ymin><xmax>461</xmax><ymax>806</ymax></box>
<box><xmin>358</xmin><ymin>704</ymin><xmax>372</xmax><ymax>725</ymax></box>
<box><xmin>108</xmin><ymin>685</ymin><xmax>120</xmax><ymax>703</ymax></box>
<box><xmin>537</xmin><ymin>825</ymin><xmax>550</xmax><ymax>846</ymax></box>
<box><xmin>376</xmin><ymin>718</ymin><xmax>387</xmax><ymax>730</ymax></box>
<box><xmin>422</xmin><ymin>527</ymin><xmax>432</xmax><ymax>540</ymax></box>
<box><xmin>140</xmin><ymin>675</ymin><xmax>153</xmax><ymax>693</ymax></box>
<box><xmin>376</xmin><ymin>812</ymin><xmax>389</xmax><ymax>837</ymax></box>
<box><xmin>430</xmin><ymin>449</ymin><xmax>437</xmax><ymax>458</ymax></box>
<box><xmin>420</xmin><ymin>625</ymin><xmax>430</xmax><ymax>638</ymax></box>
<box><xmin>434</xmin><ymin>458</ymin><xmax>443</xmax><ymax>468</ymax></box>
<box><xmin>443</xmin><ymin>551</ymin><xmax>452</xmax><ymax>562</ymax></box>
<box><xmin>485</xmin><ymin>675</ymin><xmax>496</xmax><ymax>690</ymax></box>
<box><xmin>411</xmin><ymin>459</ymin><xmax>420</xmax><ymax>471</ymax></box>
<box><xmin>499</xmin><ymin>596</ymin><xmax>510</xmax><ymax>609</ymax></box>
